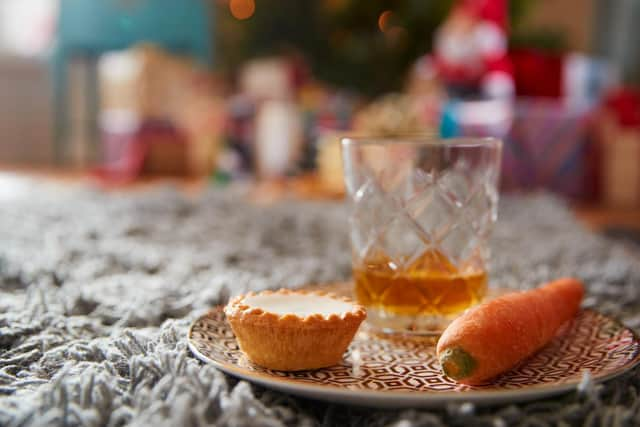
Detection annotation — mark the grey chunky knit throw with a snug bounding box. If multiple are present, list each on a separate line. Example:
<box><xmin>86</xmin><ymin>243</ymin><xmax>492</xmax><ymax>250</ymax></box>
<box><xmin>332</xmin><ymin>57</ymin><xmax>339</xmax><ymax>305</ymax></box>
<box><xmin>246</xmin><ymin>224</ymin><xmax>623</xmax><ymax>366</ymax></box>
<box><xmin>1</xmin><ymin>182</ymin><xmax>640</xmax><ymax>427</ymax></box>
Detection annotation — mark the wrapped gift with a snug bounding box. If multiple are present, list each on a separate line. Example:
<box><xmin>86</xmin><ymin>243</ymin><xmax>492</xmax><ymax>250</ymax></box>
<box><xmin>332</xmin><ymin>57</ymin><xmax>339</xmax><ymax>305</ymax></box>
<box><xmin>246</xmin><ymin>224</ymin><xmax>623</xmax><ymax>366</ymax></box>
<box><xmin>598</xmin><ymin>89</ymin><xmax>640</xmax><ymax>207</ymax></box>
<box><xmin>98</xmin><ymin>116</ymin><xmax>190</xmax><ymax>182</ymax></box>
<box><xmin>441</xmin><ymin>98</ymin><xmax>597</xmax><ymax>199</ymax></box>
<box><xmin>501</xmin><ymin>99</ymin><xmax>597</xmax><ymax>199</ymax></box>
<box><xmin>99</xmin><ymin>45</ymin><xmax>222</xmax><ymax>178</ymax></box>
<box><xmin>601</xmin><ymin>123</ymin><xmax>640</xmax><ymax>207</ymax></box>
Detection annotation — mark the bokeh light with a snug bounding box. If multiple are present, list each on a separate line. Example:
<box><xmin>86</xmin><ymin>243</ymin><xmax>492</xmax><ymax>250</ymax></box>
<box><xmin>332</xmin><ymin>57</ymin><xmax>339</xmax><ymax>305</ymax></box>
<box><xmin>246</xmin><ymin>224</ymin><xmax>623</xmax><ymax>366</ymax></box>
<box><xmin>385</xmin><ymin>26</ymin><xmax>408</xmax><ymax>47</ymax></box>
<box><xmin>378</xmin><ymin>10</ymin><xmax>392</xmax><ymax>32</ymax></box>
<box><xmin>230</xmin><ymin>0</ymin><xmax>255</xmax><ymax>20</ymax></box>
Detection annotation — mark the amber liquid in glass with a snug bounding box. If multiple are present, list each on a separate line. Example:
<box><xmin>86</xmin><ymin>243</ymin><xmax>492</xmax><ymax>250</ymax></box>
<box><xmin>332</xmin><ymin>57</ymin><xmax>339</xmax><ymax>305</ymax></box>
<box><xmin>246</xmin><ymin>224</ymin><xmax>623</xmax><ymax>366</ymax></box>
<box><xmin>354</xmin><ymin>249</ymin><xmax>487</xmax><ymax>316</ymax></box>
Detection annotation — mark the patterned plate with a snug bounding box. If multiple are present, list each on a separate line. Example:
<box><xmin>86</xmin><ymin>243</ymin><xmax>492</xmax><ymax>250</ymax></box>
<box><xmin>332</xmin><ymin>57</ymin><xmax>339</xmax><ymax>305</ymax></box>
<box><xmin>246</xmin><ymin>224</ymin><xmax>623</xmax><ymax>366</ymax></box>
<box><xmin>188</xmin><ymin>293</ymin><xmax>640</xmax><ymax>408</ymax></box>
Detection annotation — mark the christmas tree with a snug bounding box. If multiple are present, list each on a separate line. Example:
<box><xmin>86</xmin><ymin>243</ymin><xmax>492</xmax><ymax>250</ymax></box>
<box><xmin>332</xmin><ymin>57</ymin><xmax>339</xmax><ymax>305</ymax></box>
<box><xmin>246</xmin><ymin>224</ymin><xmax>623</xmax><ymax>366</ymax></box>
<box><xmin>216</xmin><ymin>0</ymin><xmax>543</xmax><ymax>96</ymax></box>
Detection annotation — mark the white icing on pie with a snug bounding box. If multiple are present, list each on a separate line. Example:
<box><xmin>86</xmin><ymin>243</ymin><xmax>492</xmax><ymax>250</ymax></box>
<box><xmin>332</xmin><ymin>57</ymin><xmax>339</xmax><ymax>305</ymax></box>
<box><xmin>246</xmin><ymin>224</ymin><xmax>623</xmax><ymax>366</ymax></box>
<box><xmin>243</xmin><ymin>293</ymin><xmax>355</xmax><ymax>318</ymax></box>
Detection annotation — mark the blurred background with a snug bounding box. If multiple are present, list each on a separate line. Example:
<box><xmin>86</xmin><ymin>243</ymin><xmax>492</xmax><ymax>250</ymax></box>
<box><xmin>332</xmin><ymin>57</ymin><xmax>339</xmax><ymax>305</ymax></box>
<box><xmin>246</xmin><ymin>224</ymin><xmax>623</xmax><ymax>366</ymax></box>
<box><xmin>0</xmin><ymin>0</ymin><xmax>639</xmax><ymax>230</ymax></box>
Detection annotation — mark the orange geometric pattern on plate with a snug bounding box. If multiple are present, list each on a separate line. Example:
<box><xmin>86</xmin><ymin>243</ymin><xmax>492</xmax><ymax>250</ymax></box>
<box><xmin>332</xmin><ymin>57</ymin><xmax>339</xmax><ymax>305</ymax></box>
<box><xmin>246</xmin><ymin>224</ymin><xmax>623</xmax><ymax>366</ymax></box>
<box><xmin>189</xmin><ymin>291</ymin><xmax>640</xmax><ymax>393</ymax></box>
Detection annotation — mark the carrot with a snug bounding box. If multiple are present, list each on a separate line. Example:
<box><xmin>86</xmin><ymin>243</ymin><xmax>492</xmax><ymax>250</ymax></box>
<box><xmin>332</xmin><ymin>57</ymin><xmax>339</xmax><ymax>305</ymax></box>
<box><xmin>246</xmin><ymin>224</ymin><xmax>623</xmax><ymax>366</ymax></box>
<box><xmin>436</xmin><ymin>278</ymin><xmax>584</xmax><ymax>385</ymax></box>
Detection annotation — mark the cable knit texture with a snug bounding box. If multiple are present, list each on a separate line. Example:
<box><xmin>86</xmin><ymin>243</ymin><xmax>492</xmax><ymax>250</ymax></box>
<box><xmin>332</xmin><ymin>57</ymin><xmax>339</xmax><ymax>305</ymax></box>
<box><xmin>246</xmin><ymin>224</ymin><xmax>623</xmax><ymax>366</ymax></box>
<box><xmin>1</xmin><ymin>182</ymin><xmax>639</xmax><ymax>427</ymax></box>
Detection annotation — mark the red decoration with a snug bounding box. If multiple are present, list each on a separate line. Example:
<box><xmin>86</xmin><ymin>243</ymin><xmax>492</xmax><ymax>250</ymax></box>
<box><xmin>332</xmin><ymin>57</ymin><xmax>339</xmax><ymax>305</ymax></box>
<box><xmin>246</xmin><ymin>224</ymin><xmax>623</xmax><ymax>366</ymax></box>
<box><xmin>510</xmin><ymin>49</ymin><xmax>563</xmax><ymax>98</ymax></box>
<box><xmin>604</xmin><ymin>88</ymin><xmax>640</xmax><ymax>128</ymax></box>
<box><xmin>433</xmin><ymin>0</ymin><xmax>514</xmax><ymax>98</ymax></box>
<box><xmin>461</xmin><ymin>0</ymin><xmax>508</xmax><ymax>31</ymax></box>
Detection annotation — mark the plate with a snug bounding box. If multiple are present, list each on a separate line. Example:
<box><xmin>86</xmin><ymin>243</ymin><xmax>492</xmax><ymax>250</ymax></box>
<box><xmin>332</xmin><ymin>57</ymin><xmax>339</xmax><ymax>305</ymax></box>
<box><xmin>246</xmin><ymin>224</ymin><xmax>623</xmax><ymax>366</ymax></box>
<box><xmin>188</xmin><ymin>288</ymin><xmax>640</xmax><ymax>408</ymax></box>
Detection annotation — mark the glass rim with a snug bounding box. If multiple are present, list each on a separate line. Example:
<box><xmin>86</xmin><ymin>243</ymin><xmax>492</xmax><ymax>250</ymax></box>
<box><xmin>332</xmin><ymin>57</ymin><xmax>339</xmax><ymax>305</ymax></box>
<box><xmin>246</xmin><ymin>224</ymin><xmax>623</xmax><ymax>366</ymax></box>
<box><xmin>341</xmin><ymin>136</ymin><xmax>502</xmax><ymax>149</ymax></box>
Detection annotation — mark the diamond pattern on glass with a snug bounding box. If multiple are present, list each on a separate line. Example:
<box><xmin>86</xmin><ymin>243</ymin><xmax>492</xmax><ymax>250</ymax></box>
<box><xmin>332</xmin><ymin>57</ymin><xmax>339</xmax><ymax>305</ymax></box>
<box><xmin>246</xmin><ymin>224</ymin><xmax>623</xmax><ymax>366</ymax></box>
<box><xmin>349</xmin><ymin>161</ymin><xmax>497</xmax><ymax>272</ymax></box>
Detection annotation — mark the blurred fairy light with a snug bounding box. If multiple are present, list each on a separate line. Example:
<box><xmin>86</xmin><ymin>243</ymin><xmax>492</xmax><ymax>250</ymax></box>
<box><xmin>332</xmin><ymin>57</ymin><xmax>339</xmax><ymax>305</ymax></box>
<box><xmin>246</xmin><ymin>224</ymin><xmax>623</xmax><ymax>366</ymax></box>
<box><xmin>377</xmin><ymin>9</ymin><xmax>407</xmax><ymax>46</ymax></box>
<box><xmin>229</xmin><ymin>0</ymin><xmax>255</xmax><ymax>20</ymax></box>
<box><xmin>385</xmin><ymin>26</ymin><xmax>408</xmax><ymax>46</ymax></box>
<box><xmin>378</xmin><ymin>10</ymin><xmax>392</xmax><ymax>32</ymax></box>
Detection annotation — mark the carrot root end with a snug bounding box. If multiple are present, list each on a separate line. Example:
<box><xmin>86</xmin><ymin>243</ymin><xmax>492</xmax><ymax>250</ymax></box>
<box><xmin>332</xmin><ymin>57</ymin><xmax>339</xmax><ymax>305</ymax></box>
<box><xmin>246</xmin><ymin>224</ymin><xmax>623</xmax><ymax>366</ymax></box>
<box><xmin>439</xmin><ymin>347</ymin><xmax>477</xmax><ymax>380</ymax></box>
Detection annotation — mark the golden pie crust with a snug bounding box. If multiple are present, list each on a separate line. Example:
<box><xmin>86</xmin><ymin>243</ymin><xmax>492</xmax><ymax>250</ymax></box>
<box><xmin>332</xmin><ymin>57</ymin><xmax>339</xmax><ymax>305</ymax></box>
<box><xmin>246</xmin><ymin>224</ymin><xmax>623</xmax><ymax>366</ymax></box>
<box><xmin>224</xmin><ymin>289</ymin><xmax>366</xmax><ymax>371</ymax></box>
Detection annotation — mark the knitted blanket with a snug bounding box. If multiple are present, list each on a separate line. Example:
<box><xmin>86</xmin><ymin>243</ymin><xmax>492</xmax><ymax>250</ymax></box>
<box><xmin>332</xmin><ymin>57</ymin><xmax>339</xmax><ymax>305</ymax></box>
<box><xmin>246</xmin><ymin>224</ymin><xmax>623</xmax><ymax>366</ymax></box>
<box><xmin>1</xmin><ymin>182</ymin><xmax>639</xmax><ymax>427</ymax></box>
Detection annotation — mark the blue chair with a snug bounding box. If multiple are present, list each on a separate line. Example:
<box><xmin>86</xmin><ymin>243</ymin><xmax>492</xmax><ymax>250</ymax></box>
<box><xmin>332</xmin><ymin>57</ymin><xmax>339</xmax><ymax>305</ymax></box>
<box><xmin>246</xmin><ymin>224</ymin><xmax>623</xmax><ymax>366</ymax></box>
<box><xmin>51</xmin><ymin>0</ymin><xmax>214</xmax><ymax>164</ymax></box>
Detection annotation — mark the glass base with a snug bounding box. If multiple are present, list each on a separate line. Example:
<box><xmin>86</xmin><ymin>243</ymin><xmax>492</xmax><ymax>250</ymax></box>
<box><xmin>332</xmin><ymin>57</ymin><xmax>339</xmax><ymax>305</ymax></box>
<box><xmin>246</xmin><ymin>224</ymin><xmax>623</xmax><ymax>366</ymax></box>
<box><xmin>364</xmin><ymin>307</ymin><xmax>457</xmax><ymax>336</ymax></box>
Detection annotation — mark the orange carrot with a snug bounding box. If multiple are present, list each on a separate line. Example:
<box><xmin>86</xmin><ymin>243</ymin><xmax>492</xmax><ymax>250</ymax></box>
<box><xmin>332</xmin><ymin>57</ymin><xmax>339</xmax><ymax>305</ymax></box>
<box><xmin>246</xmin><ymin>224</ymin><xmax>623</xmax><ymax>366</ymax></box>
<box><xmin>436</xmin><ymin>278</ymin><xmax>584</xmax><ymax>385</ymax></box>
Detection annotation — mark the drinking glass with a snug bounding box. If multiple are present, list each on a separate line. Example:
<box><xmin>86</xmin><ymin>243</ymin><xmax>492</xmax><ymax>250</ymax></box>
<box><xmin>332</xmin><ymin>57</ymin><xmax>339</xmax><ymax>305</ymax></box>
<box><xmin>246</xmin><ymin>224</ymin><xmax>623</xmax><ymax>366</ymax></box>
<box><xmin>341</xmin><ymin>137</ymin><xmax>502</xmax><ymax>334</ymax></box>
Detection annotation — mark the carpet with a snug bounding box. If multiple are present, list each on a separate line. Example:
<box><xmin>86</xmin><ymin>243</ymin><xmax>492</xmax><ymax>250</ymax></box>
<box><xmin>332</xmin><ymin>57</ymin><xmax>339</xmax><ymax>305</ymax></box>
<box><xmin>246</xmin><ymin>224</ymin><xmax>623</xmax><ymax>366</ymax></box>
<box><xmin>1</xmin><ymin>183</ymin><xmax>639</xmax><ymax>427</ymax></box>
